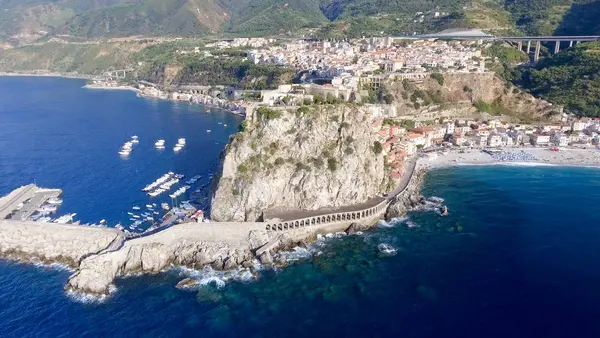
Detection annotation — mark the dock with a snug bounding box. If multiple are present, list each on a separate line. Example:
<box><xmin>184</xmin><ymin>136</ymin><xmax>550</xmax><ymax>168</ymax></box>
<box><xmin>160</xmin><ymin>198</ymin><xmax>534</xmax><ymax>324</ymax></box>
<box><xmin>0</xmin><ymin>184</ymin><xmax>62</xmax><ymax>221</ymax></box>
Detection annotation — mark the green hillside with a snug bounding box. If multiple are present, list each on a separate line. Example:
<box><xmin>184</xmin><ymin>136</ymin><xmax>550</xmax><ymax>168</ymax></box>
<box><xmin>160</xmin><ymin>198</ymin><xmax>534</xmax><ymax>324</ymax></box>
<box><xmin>517</xmin><ymin>42</ymin><xmax>600</xmax><ymax>117</ymax></box>
<box><xmin>1</xmin><ymin>0</ymin><xmax>600</xmax><ymax>44</ymax></box>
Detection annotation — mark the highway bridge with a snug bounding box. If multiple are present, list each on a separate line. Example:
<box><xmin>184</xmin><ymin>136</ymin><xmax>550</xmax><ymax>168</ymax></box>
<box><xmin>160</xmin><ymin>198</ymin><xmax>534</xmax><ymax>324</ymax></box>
<box><xmin>394</xmin><ymin>33</ymin><xmax>600</xmax><ymax>62</ymax></box>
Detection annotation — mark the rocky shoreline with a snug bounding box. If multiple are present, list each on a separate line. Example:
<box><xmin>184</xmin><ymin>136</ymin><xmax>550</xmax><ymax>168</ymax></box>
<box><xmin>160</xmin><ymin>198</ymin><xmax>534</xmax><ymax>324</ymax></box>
<box><xmin>0</xmin><ymin>161</ymin><xmax>425</xmax><ymax>298</ymax></box>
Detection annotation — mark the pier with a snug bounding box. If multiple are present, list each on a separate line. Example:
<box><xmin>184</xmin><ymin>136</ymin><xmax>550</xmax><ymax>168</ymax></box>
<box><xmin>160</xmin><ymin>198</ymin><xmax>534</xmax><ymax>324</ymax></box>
<box><xmin>0</xmin><ymin>184</ymin><xmax>62</xmax><ymax>221</ymax></box>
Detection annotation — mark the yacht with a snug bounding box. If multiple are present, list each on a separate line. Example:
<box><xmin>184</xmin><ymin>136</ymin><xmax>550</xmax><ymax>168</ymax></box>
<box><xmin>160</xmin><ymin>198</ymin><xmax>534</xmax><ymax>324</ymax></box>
<box><xmin>131</xmin><ymin>136</ymin><xmax>139</xmax><ymax>144</ymax></box>
<box><xmin>146</xmin><ymin>204</ymin><xmax>153</xmax><ymax>209</ymax></box>
<box><xmin>161</xmin><ymin>202</ymin><xmax>170</xmax><ymax>211</ymax></box>
<box><xmin>177</xmin><ymin>138</ymin><xmax>186</xmax><ymax>145</ymax></box>
<box><xmin>132</xmin><ymin>215</ymin><xmax>140</xmax><ymax>219</ymax></box>
<box><xmin>47</xmin><ymin>197</ymin><xmax>63</xmax><ymax>205</ymax></box>
<box><xmin>173</xmin><ymin>145</ymin><xmax>183</xmax><ymax>152</ymax></box>
<box><xmin>132</xmin><ymin>206</ymin><xmax>141</xmax><ymax>210</ymax></box>
<box><xmin>206</xmin><ymin>129</ymin><xmax>212</xmax><ymax>133</ymax></box>
<box><xmin>155</xmin><ymin>139</ymin><xmax>166</xmax><ymax>147</ymax></box>
<box><xmin>127</xmin><ymin>212</ymin><xmax>134</xmax><ymax>215</ymax></box>
<box><xmin>118</xmin><ymin>149</ymin><xmax>131</xmax><ymax>156</ymax></box>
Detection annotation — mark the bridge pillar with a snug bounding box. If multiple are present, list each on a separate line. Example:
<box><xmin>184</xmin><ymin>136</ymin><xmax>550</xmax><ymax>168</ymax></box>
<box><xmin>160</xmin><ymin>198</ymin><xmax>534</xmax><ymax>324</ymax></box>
<box><xmin>569</xmin><ymin>41</ymin><xmax>574</xmax><ymax>48</ymax></box>
<box><xmin>534</xmin><ymin>41</ymin><xmax>541</xmax><ymax>62</ymax></box>
<box><xmin>554</xmin><ymin>41</ymin><xmax>560</xmax><ymax>54</ymax></box>
<box><xmin>526</xmin><ymin>41</ymin><xmax>531</xmax><ymax>54</ymax></box>
<box><xmin>517</xmin><ymin>41</ymin><xmax>522</xmax><ymax>51</ymax></box>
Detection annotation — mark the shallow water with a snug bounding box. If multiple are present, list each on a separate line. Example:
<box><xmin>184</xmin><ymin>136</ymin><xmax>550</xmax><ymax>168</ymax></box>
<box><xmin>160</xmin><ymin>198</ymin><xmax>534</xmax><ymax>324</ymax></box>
<box><xmin>2</xmin><ymin>77</ymin><xmax>600</xmax><ymax>337</ymax></box>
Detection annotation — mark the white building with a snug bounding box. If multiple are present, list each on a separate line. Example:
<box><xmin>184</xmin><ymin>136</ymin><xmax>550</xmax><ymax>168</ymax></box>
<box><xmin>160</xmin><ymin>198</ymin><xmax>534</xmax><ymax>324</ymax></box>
<box><xmin>446</xmin><ymin>123</ymin><xmax>455</xmax><ymax>135</ymax></box>
<box><xmin>550</xmin><ymin>133</ymin><xmax>568</xmax><ymax>147</ymax></box>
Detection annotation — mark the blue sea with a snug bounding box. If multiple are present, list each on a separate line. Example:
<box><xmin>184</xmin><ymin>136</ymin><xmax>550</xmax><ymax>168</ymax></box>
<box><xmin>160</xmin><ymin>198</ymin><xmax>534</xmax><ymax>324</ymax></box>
<box><xmin>2</xmin><ymin>77</ymin><xmax>600</xmax><ymax>337</ymax></box>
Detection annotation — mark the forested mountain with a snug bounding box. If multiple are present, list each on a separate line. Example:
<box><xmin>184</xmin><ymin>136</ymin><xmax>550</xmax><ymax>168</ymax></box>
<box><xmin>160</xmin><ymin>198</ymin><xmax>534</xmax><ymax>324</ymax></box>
<box><xmin>0</xmin><ymin>0</ymin><xmax>599</xmax><ymax>44</ymax></box>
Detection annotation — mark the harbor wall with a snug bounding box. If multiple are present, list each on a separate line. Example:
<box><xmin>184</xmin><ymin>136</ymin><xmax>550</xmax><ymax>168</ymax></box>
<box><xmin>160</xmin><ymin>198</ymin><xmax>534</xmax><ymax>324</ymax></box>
<box><xmin>66</xmin><ymin>222</ymin><xmax>268</xmax><ymax>295</ymax></box>
<box><xmin>0</xmin><ymin>220</ymin><xmax>124</xmax><ymax>267</ymax></box>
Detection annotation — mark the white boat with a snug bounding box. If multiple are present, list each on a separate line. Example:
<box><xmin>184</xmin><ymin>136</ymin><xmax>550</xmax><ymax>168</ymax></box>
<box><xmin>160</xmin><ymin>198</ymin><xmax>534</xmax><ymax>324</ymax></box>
<box><xmin>132</xmin><ymin>215</ymin><xmax>140</xmax><ymax>219</ymax></box>
<box><xmin>99</xmin><ymin>219</ymin><xmax>106</xmax><ymax>224</ymax></box>
<box><xmin>123</xmin><ymin>141</ymin><xmax>133</xmax><ymax>149</ymax></box>
<box><xmin>173</xmin><ymin>146</ymin><xmax>183</xmax><ymax>152</ymax></box>
<box><xmin>206</xmin><ymin>129</ymin><xmax>211</xmax><ymax>133</ymax></box>
<box><xmin>131</xmin><ymin>136</ymin><xmax>139</xmax><ymax>143</ymax></box>
<box><xmin>146</xmin><ymin>204</ymin><xmax>153</xmax><ymax>209</ymax></box>
<box><xmin>153</xmin><ymin>211</ymin><xmax>160</xmax><ymax>215</ymax></box>
<box><xmin>161</xmin><ymin>202</ymin><xmax>170</xmax><ymax>211</ymax></box>
<box><xmin>118</xmin><ymin>150</ymin><xmax>131</xmax><ymax>156</ymax></box>
<box><xmin>132</xmin><ymin>206</ymin><xmax>141</xmax><ymax>210</ymax></box>
<box><xmin>155</xmin><ymin>140</ymin><xmax>165</xmax><ymax>148</ymax></box>
<box><xmin>37</xmin><ymin>216</ymin><xmax>53</xmax><ymax>223</ymax></box>
<box><xmin>224</xmin><ymin>124</ymin><xmax>227</xmax><ymax>127</ymax></box>
<box><xmin>177</xmin><ymin>138</ymin><xmax>186</xmax><ymax>144</ymax></box>
<box><xmin>37</xmin><ymin>205</ymin><xmax>57</xmax><ymax>213</ymax></box>
<box><xmin>47</xmin><ymin>197</ymin><xmax>63</xmax><ymax>205</ymax></box>
<box><xmin>54</xmin><ymin>213</ymin><xmax>76</xmax><ymax>224</ymax></box>
<box><xmin>127</xmin><ymin>212</ymin><xmax>134</xmax><ymax>215</ymax></box>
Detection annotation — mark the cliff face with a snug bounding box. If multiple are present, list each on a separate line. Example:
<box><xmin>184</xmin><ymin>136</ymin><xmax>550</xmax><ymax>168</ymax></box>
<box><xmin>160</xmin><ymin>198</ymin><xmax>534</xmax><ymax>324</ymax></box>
<box><xmin>210</xmin><ymin>105</ymin><xmax>388</xmax><ymax>222</ymax></box>
<box><xmin>387</xmin><ymin>73</ymin><xmax>560</xmax><ymax>122</ymax></box>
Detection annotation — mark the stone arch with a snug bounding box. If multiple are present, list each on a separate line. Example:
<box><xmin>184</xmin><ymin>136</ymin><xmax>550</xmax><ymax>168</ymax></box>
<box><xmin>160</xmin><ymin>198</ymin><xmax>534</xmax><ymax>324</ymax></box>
<box><xmin>311</xmin><ymin>218</ymin><xmax>316</xmax><ymax>225</ymax></box>
<box><xmin>351</xmin><ymin>213</ymin><xmax>356</xmax><ymax>220</ymax></box>
<box><xmin>295</xmin><ymin>221</ymin><xmax>299</xmax><ymax>228</ymax></box>
<box><xmin>316</xmin><ymin>218</ymin><xmax>321</xmax><ymax>224</ymax></box>
<box><xmin>326</xmin><ymin>215</ymin><xmax>331</xmax><ymax>222</ymax></box>
<box><xmin>278</xmin><ymin>223</ymin><xmax>283</xmax><ymax>231</ymax></box>
<box><xmin>266</xmin><ymin>224</ymin><xmax>270</xmax><ymax>231</ymax></box>
<box><xmin>336</xmin><ymin>214</ymin><xmax>341</xmax><ymax>221</ymax></box>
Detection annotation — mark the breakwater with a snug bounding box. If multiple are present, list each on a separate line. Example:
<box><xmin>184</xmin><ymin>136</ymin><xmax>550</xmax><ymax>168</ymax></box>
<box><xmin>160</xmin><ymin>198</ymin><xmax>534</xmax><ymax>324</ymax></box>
<box><xmin>0</xmin><ymin>158</ymin><xmax>424</xmax><ymax>296</ymax></box>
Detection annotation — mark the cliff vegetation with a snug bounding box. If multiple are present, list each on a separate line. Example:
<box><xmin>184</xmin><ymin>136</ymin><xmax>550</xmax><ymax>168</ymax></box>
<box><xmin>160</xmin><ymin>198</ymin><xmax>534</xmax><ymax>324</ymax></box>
<box><xmin>211</xmin><ymin>104</ymin><xmax>388</xmax><ymax>222</ymax></box>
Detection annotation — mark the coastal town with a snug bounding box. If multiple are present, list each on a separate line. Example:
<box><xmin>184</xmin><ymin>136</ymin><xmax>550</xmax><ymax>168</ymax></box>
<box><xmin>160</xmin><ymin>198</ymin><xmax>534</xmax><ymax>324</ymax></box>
<box><xmin>85</xmin><ymin>36</ymin><xmax>600</xmax><ymax>183</ymax></box>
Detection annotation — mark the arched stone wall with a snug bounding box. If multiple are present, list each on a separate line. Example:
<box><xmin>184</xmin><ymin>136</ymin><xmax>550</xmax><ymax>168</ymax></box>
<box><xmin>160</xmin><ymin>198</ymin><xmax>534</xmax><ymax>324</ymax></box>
<box><xmin>265</xmin><ymin>200</ymin><xmax>390</xmax><ymax>231</ymax></box>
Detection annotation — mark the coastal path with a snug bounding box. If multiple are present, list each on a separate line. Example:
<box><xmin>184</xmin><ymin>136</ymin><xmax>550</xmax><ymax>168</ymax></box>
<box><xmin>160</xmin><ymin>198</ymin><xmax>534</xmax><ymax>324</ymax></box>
<box><xmin>264</xmin><ymin>156</ymin><xmax>419</xmax><ymax>232</ymax></box>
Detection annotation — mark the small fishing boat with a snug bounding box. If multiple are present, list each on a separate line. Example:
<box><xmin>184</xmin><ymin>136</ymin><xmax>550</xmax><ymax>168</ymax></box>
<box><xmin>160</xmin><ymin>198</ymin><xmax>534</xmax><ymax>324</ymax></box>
<box><xmin>132</xmin><ymin>206</ymin><xmax>141</xmax><ymax>210</ymax></box>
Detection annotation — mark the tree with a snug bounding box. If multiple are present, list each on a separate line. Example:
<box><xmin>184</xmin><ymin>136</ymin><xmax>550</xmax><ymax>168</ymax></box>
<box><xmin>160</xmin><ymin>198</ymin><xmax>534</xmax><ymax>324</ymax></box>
<box><xmin>373</xmin><ymin>141</ymin><xmax>383</xmax><ymax>154</ymax></box>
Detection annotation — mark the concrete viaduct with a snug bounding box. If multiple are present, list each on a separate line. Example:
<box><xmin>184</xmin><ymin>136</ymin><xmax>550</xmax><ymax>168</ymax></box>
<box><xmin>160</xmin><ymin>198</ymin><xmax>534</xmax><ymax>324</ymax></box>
<box><xmin>394</xmin><ymin>34</ymin><xmax>600</xmax><ymax>62</ymax></box>
<box><xmin>498</xmin><ymin>36</ymin><xmax>600</xmax><ymax>62</ymax></box>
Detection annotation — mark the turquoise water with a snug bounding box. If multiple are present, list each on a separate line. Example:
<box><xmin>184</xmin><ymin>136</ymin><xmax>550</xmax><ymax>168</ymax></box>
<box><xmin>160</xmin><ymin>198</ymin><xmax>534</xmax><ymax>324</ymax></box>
<box><xmin>2</xmin><ymin>77</ymin><xmax>600</xmax><ymax>337</ymax></box>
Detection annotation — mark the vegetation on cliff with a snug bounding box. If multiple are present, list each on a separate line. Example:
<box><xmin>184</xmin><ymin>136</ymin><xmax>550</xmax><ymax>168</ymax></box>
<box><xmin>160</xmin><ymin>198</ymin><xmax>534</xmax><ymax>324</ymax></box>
<box><xmin>516</xmin><ymin>42</ymin><xmax>600</xmax><ymax>117</ymax></box>
<box><xmin>211</xmin><ymin>104</ymin><xmax>388</xmax><ymax>222</ymax></box>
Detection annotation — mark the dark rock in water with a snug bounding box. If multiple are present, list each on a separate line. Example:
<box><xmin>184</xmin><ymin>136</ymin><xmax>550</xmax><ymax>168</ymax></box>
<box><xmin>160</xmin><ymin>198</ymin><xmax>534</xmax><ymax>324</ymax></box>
<box><xmin>259</xmin><ymin>251</ymin><xmax>273</xmax><ymax>266</ymax></box>
<box><xmin>241</xmin><ymin>260</ymin><xmax>254</xmax><ymax>269</ymax></box>
<box><xmin>377</xmin><ymin>243</ymin><xmax>397</xmax><ymax>256</ymax></box>
<box><xmin>176</xmin><ymin>278</ymin><xmax>199</xmax><ymax>290</ymax></box>
<box><xmin>440</xmin><ymin>206</ymin><xmax>448</xmax><ymax>216</ymax></box>
<box><xmin>345</xmin><ymin>223</ymin><xmax>361</xmax><ymax>235</ymax></box>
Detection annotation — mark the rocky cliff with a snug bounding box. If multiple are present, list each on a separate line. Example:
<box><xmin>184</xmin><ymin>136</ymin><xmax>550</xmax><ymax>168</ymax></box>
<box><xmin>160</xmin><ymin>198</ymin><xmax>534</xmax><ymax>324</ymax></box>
<box><xmin>210</xmin><ymin>105</ymin><xmax>388</xmax><ymax>222</ymax></box>
<box><xmin>387</xmin><ymin>73</ymin><xmax>560</xmax><ymax>122</ymax></box>
<box><xmin>66</xmin><ymin>222</ymin><xmax>269</xmax><ymax>295</ymax></box>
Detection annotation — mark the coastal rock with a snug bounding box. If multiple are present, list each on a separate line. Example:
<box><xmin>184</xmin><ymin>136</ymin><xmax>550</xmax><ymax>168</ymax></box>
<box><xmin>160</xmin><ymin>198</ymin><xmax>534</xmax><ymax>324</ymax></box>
<box><xmin>259</xmin><ymin>251</ymin><xmax>273</xmax><ymax>266</ymax></box>
<box><xmin>66</xmin><ymin>222</ymin><xmax>264</xmax><ymax>295</ymax></box>
<box><xmin>345</xmin><ymin>223</ymin><xmax>361</xmax><ymax>235</ymax></box>
<box><xmin>0</xmin><ymin>220</ymin><xmax>123</xmax><ymax>267</ymax></box>
<box><xmin>176</xmin><ymin>278</ymin><xmax>199</xmax><ymax>290</ymax></box>
<box><xmin>210</xmin><ymin>105</ymin><xmax>388</xmax><ymax>222</ymax></box>
<box><xmin>386</xmin><ymin>169</ymin><xmax>426</xmax><ymax>220</ymax></box>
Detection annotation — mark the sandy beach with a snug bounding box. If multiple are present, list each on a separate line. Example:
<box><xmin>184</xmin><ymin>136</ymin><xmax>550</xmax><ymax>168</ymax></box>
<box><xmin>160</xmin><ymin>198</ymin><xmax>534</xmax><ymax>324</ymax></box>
<box><xmin>421</xmin><ymin>147</ymin><xmax>600</xmax><ymax>169</ymax></box>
